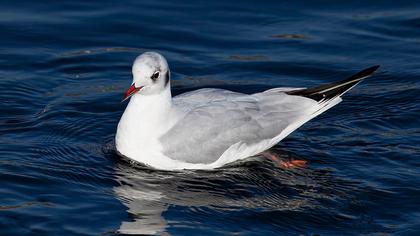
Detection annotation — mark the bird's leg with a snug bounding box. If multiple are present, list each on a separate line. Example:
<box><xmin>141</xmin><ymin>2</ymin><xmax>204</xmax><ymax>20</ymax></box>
<box><xmin>261</xmin><ymin>151</ymin><xmax>307</xmax><ymax>169</ymax></box>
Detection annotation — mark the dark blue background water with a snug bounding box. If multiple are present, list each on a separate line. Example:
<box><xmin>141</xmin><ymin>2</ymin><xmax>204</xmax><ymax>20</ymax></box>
<box><xmin>1</xmin><ymin>0</ymin><xmax>419</xmax><ymax>235</ymax></box>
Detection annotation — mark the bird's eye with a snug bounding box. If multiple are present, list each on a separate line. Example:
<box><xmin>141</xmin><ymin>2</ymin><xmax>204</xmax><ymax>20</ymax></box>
<box><xmin>151</xmin><ymin>71</ymin><xmax>160</xmax><ymax>80</ymax></box>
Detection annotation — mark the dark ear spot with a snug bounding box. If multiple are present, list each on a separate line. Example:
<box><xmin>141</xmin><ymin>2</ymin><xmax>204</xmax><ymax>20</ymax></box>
<box><xmin>164</xmin><ymin>70</ymin><xmax>170</xmax><ymax>87</ymax></box>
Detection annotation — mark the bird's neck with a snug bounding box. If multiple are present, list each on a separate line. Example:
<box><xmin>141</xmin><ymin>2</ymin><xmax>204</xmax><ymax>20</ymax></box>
<box><xmin>126</xmin><ymin>86</ymin><xmax>172</xmax><ymax>120</ymax></box>
<box><xmin>115</xmin><ymin>85</ymin><xmax>172</xmax><ymax>157</ymax></box>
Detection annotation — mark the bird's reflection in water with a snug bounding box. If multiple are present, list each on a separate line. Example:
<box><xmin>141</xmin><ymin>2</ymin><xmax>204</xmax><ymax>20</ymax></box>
<box><xmin>113</xmin><ymin>164</ymin><xmax>170</xmax><ymax>235</ymax></box>
<box><xmin>112</xmin><ymin>149</ymin><xmax>366</xmax><ymax>235</ymax></box>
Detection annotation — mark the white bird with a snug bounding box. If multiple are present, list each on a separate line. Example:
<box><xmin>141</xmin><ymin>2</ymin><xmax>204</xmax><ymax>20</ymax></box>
<box><xmin>115</xmin><ymin>52</ymin><xmax>379</xmax><ymax>170</ymax></box>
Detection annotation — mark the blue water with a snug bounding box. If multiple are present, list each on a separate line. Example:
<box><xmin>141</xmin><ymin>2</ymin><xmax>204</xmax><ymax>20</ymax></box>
<box><xmin>1</xmin><ymin>0</ymin><xmax>419</xmax><ymax>235</ymax></box>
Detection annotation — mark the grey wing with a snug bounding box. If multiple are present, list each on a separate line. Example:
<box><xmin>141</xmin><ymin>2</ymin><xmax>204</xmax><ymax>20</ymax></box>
<box><xmin>161</xmin><ymin>90</ymin><xmax>317</xmax><ymax>164</ymax></box>
<box><xmin>172</xmin><ymin>88</ymin><xmax>245</xmax><ymax>112</ymax></box>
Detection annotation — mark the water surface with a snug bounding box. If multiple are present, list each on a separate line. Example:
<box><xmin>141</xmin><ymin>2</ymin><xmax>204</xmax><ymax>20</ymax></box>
<box><xmin>1</xmin><ymin>0</ymin><xmax>419</xmax><ymax>235</ymax></box>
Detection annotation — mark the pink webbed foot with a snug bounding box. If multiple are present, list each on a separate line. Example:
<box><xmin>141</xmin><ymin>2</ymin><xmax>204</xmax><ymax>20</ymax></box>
<box><xmin>261</xmin><ymin>151</ymin><xmax>307</xmax><ymax>169</ymax></box>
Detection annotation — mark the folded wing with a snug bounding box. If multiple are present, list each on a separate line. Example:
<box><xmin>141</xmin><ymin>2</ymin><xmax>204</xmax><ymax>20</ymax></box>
<box><xmin>160</xmin><ymin>89</ymin><xmax>317</xmax><ymax>164</ymax></box>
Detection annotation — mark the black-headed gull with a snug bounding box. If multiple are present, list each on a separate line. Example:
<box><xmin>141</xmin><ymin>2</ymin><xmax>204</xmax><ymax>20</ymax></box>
<box><xmin>115</xmin><ymin>52</ymin><xmax>379</xmax><ymax>170</ymax></box>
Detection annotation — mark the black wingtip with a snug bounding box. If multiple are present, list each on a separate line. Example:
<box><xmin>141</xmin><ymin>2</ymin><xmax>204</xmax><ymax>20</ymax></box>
<box><xmin>347</xmin><ymin>65</ymin><xmax>380</xmax><ymax>81</ymax></box>
<box><xmin>286</xmin><ymin>65</ymin><xmax>380</xmax><ymax>102</ymax></box>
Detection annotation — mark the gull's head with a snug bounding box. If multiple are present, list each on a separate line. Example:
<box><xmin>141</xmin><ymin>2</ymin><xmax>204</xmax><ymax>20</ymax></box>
<box><xmin>122</xmin><ymin>52</ymin><xmax>170</xmax><ymax>101</ymax></box>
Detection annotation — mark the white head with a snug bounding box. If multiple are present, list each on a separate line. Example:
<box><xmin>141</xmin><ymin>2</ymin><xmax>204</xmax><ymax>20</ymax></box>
<box><xmin>122</xmin><ymin>52</ymin><xmax>170</xmax><ymax>101</ymax></box>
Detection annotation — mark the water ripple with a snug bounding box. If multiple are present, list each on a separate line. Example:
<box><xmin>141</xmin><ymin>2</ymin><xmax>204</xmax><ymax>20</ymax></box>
<box><xmin>1</xmin><ymin>1</ymin><xmax>419</xmax><ymax>235</ymax></box>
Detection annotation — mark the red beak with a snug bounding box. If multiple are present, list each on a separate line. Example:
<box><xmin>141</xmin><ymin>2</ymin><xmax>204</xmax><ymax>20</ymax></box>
<box><xmin>122</xmin><ymin>84</ymin><xmax>142</xmax><ymax>102</ymax></box>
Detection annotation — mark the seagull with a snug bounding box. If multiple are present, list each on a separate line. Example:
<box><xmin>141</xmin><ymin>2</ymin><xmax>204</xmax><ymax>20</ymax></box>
<box><xmin>115</xmin><ymin>52</ymin><xmax>379</xmax><ymax>170</ymax></box>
